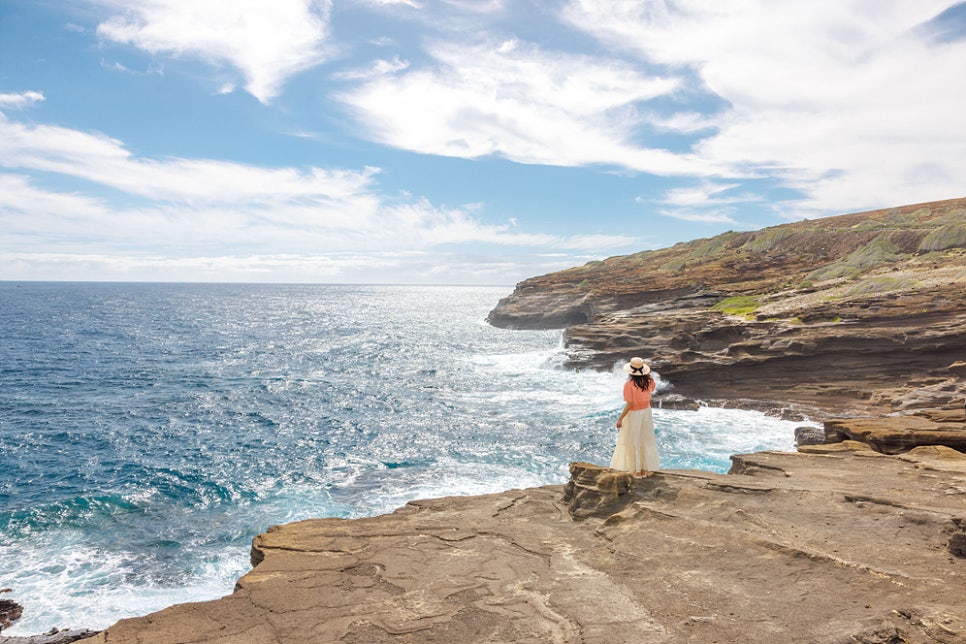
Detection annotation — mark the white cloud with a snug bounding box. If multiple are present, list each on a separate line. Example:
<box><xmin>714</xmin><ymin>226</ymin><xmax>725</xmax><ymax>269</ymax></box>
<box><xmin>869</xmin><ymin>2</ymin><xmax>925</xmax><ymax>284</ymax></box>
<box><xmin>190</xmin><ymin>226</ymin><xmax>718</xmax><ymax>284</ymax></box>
<box><xmin>357</xmin><ymin>0</ymin><xmax>423</xmax><ymax>8</ymax></box>
<box><xmin>338</xmin><ymin>38</ymin><xmax>714</xmax><ymax>174</ymax></box>
<box><xmin>0</xmin><ymin>91</ymin><xmax>45</xmax><ymax>110</ymax></box>
<box><xmin>94</xmin><ymin>0</ymin><xmax>333</xmax><ymax>103</ymax></box>
<box><xmin>0</xmin><ymin>249</ymin><xmax>582</xmax><ymax>284</ymax></box>
<box><xmin>561</xmin><ymin>0</ymin><xmax>966</xmax><ymax>214</ymax></box>
<box><xmin>0</xmin><ymin>112</ymin><xmax>626</xmax><ymax>282</ymax></box>
<box><xmin>657</xmin><ymin>209</ymin><xmax>739</xmax><ymax>224</ymax></box>
<box><xmin>334</xmin><ymin>56</ymin><xmax>410</xmax><ymax>81</ymax></box>
<box><xmin>440</xmin><ymin>0</ymin><xmax>505</xmax><ymax>13</ymax></box>
<box><xmin>0</xmin><ymin>114</ymin><xmax>376</xmax><ymax>204</ymax></box>
<box><xmin>661</xmin><ymin>182</ymin><xmax>738</xmax><ymax>208</ymax></box>
<box><xmin>632</xmin><ymin>182</ymin><xmax>760</xmax><ymax>225</ymax></box>
<box><xmin>556</xmin><ymin>234</ymin><xmax>639</xmax><ymax>251</ymax></box>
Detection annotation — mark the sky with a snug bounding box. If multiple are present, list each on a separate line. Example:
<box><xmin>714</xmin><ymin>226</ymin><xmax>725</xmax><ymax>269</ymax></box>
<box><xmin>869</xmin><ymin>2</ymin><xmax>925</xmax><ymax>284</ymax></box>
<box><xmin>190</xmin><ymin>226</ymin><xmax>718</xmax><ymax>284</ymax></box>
<box><xmin>1</xmin><ymin>1</ymin><xmax>965</xmax><ymax>285</ymax></box>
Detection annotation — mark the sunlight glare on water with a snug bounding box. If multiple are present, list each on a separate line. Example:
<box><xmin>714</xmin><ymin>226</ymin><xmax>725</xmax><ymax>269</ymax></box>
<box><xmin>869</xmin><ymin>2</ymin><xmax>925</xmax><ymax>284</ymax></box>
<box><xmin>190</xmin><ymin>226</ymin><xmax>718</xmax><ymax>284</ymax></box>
<box><xmin>0</xmin><ymin>283</ymin><xmax>813</xmax><ymax>634</ymax></box>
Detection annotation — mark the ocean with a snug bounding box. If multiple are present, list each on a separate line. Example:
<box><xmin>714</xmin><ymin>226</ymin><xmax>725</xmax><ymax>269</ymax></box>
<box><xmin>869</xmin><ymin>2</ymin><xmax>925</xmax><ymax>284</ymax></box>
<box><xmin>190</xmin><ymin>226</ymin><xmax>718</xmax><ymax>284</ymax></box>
<box><xmin>0</xmin><ymin>282</ymin><xmax>813</xmax><ymax>635</ymax></box>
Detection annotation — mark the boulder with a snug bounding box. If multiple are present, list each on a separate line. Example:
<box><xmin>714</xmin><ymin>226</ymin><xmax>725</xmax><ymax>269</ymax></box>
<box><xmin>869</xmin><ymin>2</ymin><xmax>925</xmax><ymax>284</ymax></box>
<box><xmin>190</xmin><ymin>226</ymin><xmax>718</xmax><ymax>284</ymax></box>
<box><xmin>0</xmin><ymin>592</ymin><xmax>22</xmax><ymax>632</ymax></box>
<box><xmin>794</xmin><ymin>425</ymin><xmax>825</xmax><ymax>447</ymax></box>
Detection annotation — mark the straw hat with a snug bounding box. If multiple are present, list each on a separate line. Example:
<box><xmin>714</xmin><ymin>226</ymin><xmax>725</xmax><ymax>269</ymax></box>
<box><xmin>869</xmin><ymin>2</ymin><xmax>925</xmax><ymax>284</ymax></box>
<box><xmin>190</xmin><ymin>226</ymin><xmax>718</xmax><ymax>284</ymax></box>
<box><xmin>623</xmin><ymin>357</ymin><xmax>651</xmax><ymax>376</ymax></box>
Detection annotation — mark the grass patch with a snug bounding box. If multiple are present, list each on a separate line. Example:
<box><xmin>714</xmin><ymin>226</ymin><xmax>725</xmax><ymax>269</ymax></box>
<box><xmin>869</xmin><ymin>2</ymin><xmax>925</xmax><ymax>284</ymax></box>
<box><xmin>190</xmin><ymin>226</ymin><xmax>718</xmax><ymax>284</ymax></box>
<box><xmin>712</xmin><ymin>295</ymin><xmax>760</xmax><ymax>315</ymax></box>
<box><xmin>843</xmin><ymin>277</ymin><xmax>917</xmax><ymax>298</ymax></box>
<box><xmin>934</xmin><ymin>209</ymin><xmax>966</xmax><ymax>226</ymax></box>
<box><xmin>843</xmin><ymin>236</ymin><xmax>901</xmax><ymax>268</ymax></box>
<box><xmin>659</xmin><ymin>257</ymin><xmax>688</xmax><ymax>273</ymax></box>
<box><xmin>807</xmin><ymin>264</ymin><xmax>862</xmax><ymax>282</ymax></box>
<box><xmin>919</xmin><ymin>222</ymin><xmax>966</xmax><ymax>252</ymax></box>
<box><xmin>808</xmin><ymin>235</ymin><xmax>901</xmax><ymax>281</ymax></box>
<box><xmin>851</xmin><ymin>220</ymin><xmax>887</xmax><ymax>232</ymax></box>
<box><xmin>741</xmin><ymin>228</ymin><xmax>795</xmax><ymax>253</ymax></box>
<box><xmin>690</xmin><ymin>232</ymin><xmax>739</xmax><ymax>258</ymax></box>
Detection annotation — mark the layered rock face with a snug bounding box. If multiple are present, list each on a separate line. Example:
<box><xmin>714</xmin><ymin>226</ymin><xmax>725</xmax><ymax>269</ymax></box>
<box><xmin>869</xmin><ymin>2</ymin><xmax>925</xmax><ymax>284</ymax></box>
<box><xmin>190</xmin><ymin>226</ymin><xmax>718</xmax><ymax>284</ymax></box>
<box><xmin>80</xmin><ymin>447</ymin><xmax>966</xmax><ymax>643</ymax></box>
<box><xmin>824</xmin><ymin>408</ymin><xmax>966</xmax><ymax>454</ymax></box>
<box><xmin>488</xmin><ymin>198</ymin><xmax>966</xmax><ymax>417</ymax></box>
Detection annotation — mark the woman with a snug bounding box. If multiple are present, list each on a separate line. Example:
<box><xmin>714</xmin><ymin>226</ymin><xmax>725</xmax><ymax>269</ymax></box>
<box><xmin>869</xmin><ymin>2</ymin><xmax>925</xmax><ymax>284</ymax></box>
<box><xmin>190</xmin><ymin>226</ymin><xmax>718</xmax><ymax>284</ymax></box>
<box><xmin>611</xmin><ymin>357</ymin><xmax>660</xmax><ymax>477</ymax></box>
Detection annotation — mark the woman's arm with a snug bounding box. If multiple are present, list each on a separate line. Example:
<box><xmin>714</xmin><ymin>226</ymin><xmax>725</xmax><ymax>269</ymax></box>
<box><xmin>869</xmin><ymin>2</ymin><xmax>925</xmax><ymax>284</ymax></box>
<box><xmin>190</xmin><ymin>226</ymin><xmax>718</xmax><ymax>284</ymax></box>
<box><xmin>616</xmin><ymin>402</ymin><xmax>631</xmax><ymax>428</ymax></box>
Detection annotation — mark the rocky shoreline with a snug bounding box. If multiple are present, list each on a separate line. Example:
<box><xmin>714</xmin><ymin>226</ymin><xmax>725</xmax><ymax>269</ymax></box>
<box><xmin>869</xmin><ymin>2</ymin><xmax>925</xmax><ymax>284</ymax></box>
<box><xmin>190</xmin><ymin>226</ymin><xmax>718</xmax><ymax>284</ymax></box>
<box><xmin>7</xmin><ymin>198</ymin><xmax>966</xmax><ymax>641</ymax></box>
<box><xmin>56</xmin><ymin>413</ymin><xmax>966</xmax><ymax>643</ymax></box>
<box><xmin>13</xmin><ymin>410</ymin><xmax>966</xmax><ymax>643</ymax></box>
<box><xmin>0</xmin><ymin>629</ymin><xmax>99</xmax><ymax>644</ymax></box>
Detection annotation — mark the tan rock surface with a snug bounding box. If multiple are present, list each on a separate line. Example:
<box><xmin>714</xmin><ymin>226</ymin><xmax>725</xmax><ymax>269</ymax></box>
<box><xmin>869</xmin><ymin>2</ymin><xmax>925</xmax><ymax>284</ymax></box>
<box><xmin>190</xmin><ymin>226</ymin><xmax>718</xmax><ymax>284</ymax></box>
<box><xmin>825</xmin><ymin>412</ymin><xmax>966</xmax><ymax>454</ymax></box>
<box><xmin>81</xmin><ymin>449</ymin><xmax>966</xmax><ymax>643</ymax></box>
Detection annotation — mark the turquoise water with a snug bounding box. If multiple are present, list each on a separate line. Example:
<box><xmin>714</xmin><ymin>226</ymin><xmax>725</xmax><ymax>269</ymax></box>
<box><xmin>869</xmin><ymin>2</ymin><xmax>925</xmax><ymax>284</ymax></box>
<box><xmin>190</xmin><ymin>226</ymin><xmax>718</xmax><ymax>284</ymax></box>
<box><xmin>0</xmin><ymin>282</ymin><xmax>812</xmax><ymax>634</ymax></box>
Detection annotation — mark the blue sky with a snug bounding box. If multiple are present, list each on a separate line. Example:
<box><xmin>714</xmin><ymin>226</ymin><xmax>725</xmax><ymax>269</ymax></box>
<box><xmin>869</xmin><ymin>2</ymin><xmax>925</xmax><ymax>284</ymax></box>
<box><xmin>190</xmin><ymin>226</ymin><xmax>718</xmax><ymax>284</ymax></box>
<box><xmin>1</xmin><ymin>0</ymin><xmax>964</xmax><ymax>284</ymax></box>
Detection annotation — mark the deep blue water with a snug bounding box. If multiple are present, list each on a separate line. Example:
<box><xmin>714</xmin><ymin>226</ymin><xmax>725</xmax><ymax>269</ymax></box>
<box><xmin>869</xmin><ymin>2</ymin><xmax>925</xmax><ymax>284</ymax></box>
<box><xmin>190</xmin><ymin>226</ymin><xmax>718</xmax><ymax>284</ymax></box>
<box><xmin>0</xmin><ymin>282</ymin><xmax>811</xmax><ymax>634</ymax></box>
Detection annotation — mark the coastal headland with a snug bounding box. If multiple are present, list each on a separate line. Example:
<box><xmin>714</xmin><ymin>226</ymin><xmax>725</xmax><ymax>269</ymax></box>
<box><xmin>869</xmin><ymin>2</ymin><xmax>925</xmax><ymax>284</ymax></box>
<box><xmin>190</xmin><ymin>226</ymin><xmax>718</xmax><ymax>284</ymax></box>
<box><xmin>7</xmin><ymin>199</ymin><xmax>965</xmax><ymax>643</ymax></box>
<box><xmin>489</xmin><ymin>197</ymin><xmax>966</xmax><ymax>419</ymax></box>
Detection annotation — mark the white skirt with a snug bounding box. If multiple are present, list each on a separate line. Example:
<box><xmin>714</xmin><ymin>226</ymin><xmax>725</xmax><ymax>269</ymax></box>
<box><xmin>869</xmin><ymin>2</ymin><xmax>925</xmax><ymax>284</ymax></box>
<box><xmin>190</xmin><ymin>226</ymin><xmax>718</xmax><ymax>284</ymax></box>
<box><xmin>610</xmin><ymin>408</ymin><xmax>660</xmax><ymax>472</ymax></box>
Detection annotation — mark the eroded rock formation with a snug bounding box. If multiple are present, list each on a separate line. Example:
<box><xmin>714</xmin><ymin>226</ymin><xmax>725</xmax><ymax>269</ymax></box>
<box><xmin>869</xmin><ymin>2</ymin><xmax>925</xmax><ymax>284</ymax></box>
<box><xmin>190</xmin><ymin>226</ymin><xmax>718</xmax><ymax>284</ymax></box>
<box><xmin>488</xmin><ymin>198</ymin><xmax>966</xmax><ymax>417</ymax></box>
<box><xmin>824</xmin><ymin>408</ymin><xmax>966</xmax><ymax>454</ymax></box>
<box><xmin>0</xmin><ymin>629</ymin><xmax>100</xmax><ymax>644</ymax></box>
<box><xmin>0</xmin><ymin>590</ymin><xmax>22</xmax><ymax>633</ymax></box>
<box><xmin>79</xmin><ymin>446</ymin><xmax>966</xmax><ymax>643</ymax></box>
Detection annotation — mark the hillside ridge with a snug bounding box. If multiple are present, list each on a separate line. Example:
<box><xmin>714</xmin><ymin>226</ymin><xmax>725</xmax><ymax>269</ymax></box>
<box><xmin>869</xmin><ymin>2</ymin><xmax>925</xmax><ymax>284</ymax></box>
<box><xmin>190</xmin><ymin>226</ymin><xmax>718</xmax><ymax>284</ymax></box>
<box><xmin>488</xmin><ymin>197</ymin><xmax>966</xmax><ymax>417</ymax></box>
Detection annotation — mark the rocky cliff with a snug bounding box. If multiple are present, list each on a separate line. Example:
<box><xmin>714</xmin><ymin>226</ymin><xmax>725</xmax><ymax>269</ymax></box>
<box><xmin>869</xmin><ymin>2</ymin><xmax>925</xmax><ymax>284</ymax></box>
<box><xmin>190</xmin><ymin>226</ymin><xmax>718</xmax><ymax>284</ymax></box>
<box><xmin>76</xmin><ymin>443</ymin><xmax>966</xmax><ymax>643</ymax></box>
<box><xmin>488</xmin><ymin>197</ymin><xmax>966</xmax><ymax>418</ymax></box>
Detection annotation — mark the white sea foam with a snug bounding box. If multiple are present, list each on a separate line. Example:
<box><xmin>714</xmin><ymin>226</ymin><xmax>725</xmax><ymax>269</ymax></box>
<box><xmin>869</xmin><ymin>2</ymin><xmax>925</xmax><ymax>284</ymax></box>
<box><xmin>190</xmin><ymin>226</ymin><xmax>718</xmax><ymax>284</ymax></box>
<box><xmin>0</xmin><ymin>283</ymin><xmax>819</xmax><ymax>635</ymax></box>
<box><xmin>0</xmin><ymin>536</ymin><xmax>248</xmax><ymax>634</ymax></box>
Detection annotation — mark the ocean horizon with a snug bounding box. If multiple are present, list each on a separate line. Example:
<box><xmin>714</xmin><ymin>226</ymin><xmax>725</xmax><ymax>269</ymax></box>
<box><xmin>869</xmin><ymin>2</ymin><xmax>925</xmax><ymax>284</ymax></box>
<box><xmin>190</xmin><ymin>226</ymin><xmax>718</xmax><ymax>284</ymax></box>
<box><xmin>0</xmin><ymin>282</ymin><xmax>815</xmax><ymax>635</ymax></box>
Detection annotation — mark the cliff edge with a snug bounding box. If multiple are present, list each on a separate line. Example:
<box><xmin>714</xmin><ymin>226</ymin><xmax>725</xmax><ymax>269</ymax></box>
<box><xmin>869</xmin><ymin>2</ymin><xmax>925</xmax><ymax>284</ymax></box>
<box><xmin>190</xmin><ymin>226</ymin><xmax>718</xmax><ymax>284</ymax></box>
<box><xmin>77</xmin><ymin>444</ymin><xmax>966</xmax><ymax>643</ymax></box>
<box><xmin>488</xmin><ymin>197</ymin><xmax>966</xmax><ymax>417</ymax></box>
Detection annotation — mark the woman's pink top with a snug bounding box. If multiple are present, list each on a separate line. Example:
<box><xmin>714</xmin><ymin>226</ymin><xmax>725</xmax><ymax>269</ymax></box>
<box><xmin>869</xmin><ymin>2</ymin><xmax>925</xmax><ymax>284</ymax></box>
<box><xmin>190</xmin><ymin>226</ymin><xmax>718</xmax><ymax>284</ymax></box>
<box><xmin>624</xmin><ymin>379</ymin><xmax>656</xmax><ymax>410</ymax></box>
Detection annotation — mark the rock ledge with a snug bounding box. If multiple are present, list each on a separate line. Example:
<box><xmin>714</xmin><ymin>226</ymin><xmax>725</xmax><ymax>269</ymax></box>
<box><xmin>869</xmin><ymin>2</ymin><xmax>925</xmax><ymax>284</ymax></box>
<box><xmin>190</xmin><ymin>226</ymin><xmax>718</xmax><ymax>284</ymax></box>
<box><xmin>79</xmin><ymin>446</ymin><xmax>966</xmax><ymax>643</ymax></box>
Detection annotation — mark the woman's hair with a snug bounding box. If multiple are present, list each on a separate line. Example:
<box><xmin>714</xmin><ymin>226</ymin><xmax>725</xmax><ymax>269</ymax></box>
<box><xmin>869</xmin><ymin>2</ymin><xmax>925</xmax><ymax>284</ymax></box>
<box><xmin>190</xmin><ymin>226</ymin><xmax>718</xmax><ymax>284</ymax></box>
<box><xmin>629</xmin><ymin>373</ymin><xmax>652</xmax><ymax>391</ymax></box>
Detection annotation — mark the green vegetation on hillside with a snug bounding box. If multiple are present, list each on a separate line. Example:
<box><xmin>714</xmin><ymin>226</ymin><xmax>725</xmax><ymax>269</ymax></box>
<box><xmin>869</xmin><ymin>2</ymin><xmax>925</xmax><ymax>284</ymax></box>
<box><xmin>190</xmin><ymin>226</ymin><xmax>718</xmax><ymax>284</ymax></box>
<box><xmin>843</xmin><ymin>276</ymin><xmax>918</xmax><ymax>298</ymax></box>
<box><xmin>742</xmin><ymin>228</ymin><xmax>796</xmax><ymax>253</ymax></box>
<box><xmin>919</xmin><ymin>222</ymin><xmax>966</xmax><ymax>252</ymax></box>
<box><xmin>523</xmin><ymin>198</ymin><xmax>966</xmax><ymax>316</ymax></box>
<box><xmin>712</xmin><ymin>296</ymin><xmax>760</xmax><ymax>315</ymax></box>
<box><xmin>808</xmin><ymin>235</ymin><xmax>901</xmax><ymax>282</ymax></box>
